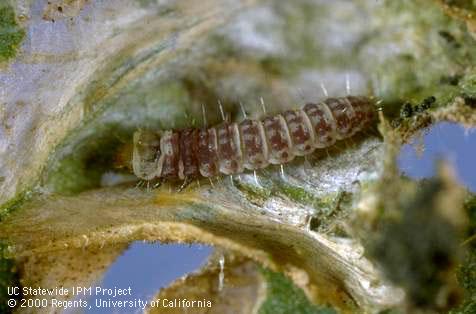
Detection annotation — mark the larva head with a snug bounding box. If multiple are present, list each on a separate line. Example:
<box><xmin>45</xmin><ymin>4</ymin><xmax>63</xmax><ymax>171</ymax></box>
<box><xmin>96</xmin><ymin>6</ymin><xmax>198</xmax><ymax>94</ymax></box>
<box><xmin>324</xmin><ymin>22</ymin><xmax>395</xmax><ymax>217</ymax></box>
<box><xmin>132</xmin><ymin>130</ymin><xmax>161</xmax><ymax>180</ymax></box>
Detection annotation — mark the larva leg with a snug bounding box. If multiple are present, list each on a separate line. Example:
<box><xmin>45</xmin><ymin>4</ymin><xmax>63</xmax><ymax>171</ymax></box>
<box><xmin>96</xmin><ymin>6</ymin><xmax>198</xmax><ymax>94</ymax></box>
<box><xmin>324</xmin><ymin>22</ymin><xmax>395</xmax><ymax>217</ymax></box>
<box><xmin>253</xmin><ymin>170</ymin><xmax>261</xmax><ymax>186</ymax></box>
<box><xmin>178</xmin><ymin>176</ymin><xmax>191</xmax><ymax>192</ymax></box>
<box><xmin>280</xmin><ymin>164</ymin><xmax>287</xmax><ymax>180</ymax></box>
<box><xmin>153</xmin><ymin>180</ymin><xmax>162</xmax><ymax>189</ymax></box>
<box><xmin>135</xmin><ymin>180</ymin><xmax>144</xmax><ymax>189</ymax></box>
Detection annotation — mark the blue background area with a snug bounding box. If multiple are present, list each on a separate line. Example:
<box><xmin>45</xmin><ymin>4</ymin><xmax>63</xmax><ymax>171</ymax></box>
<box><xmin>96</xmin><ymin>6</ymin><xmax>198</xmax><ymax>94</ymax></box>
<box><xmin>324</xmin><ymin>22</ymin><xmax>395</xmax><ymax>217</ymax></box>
<box><xmin>398</xmin><ymin>122</ymin><xmax>476</xmax><ymax>192</ymax></box>
<box><xmin>82</xmin><ymin>243</ymin><xmax>212</xmax><ymax>313</ymax></box>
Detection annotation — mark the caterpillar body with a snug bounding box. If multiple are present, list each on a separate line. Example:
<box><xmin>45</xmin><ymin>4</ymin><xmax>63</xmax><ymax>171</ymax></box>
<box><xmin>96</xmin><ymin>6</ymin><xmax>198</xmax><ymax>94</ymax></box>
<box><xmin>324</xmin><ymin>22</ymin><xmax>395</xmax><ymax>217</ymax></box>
<box><xmin>132</xmin><ymin>96</ymin><xmax>376</xmax><ymax>181</ymax></box>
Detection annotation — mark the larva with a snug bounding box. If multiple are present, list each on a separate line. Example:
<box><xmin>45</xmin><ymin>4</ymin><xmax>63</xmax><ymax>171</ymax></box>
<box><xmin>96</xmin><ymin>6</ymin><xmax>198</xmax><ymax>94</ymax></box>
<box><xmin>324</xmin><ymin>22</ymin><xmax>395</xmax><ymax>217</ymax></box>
<box><xmin>132</xmin><ymin>96</ymin><xmax>376</xmax><ymax>181</ymax></box>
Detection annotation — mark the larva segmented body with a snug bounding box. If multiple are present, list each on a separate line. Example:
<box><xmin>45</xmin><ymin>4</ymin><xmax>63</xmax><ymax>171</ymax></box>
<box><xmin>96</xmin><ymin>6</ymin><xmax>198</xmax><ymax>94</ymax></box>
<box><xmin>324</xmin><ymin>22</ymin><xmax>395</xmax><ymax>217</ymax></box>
<box><xmin>132</xmin><ymin>96</ymin><xmax>376</xmax><ymax>181</ymax></box>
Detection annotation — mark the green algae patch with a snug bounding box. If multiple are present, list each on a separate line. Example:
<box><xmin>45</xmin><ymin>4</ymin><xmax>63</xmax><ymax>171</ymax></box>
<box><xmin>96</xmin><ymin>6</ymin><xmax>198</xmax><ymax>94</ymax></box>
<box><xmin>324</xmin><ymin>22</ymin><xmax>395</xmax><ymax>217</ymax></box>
<box><xmin>464</xmin><ymin>195</ymin><xmax>476</xmax><ymax>248</ymax></box>
<box><xmin>233</xmin><ymin>179</ymin><xmax>272</xmax><ymax>206</ymax></box>
<box><xmin>366</xmin><ymin>0</ymin><xmax>476</xmax><ymax>115</ymax></box>
<box><xmin>0</xmin><ymin>3</ymin><xmax>25</xmax><ymax>63</ymax></box>
<box><xmin>234</xmin><ymin>175</ymin><xmax>333</xmax><ymax>213</ymax></box>
<box><xmin>459</xmin><ymin>74</ymin><xmax>476</xmax><ymax>98</ymax></box>
<box><xmin>259</xmin><ymin>268</ymin><xmax>336</xmax><ymax>314</ymax></box>
<box><xmin>0</xmin><ymin>191</ymin><xmax>30</xmax><ymax>222</ymax></box>
<box><xmin>43</xmin><ymin>125</ymin><xmax>133</xmax><ymax>195</ymax></box>
<box><xmin>0</xmin><ymin>242</ymin><xmax>20</xmax><ymax>314</ymax></box>
<box><xmin>452</xmin><ymin>251</ymin><xmax>476</xmax><ymax>314</ymax></box>
<box><xmin>275</xmin><ymin>183</ymin><xmax>326</xmax><ymax>210</ymax></box>
<box><xmin>450</xmin><ymin>195</ymin><xmax>476</xmax><ymax>314</ymax></box>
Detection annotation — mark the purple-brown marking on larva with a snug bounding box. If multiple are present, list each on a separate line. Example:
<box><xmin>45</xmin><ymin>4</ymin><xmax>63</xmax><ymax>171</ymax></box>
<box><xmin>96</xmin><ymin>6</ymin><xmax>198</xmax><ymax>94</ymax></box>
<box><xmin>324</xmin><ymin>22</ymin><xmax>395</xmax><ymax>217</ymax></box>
<box><xmin>179</xmin><ymin>128</ymin><xmax>199</xmax><ymax>179</ymax></box>
<box><xmin>216</xmin><ymin>123</ymin><xmax>244</xmax><ymax>175</ymax></box>
<box><xmin>345</xmin><ymin>96</ymin><xmax>367</xmax><ymax>131</ymax></box>
<box><xmin>325</xmin><ymin>97</ymin><xmax>356</xmax><ymax>140</ymax></box>
<box><xmin>282</xmin><ymin>109</ymin><xmax>315</xmax><ymax>156</ymax></box>
<box><xmin>303</xmin><ymin>102</ymin><xmax>337</xmax><ymax>148</ymax></box>
<box><xmin>262</xmin><ymin>114</ymin><xmax>294</xmax><ymax>164</ymax></box>
<box><xmin>348</xmin><ymin>95</ymin><xmax>375</xmax><ymax>126</ymax></box>
<box><xmin>239</xmin><ymin>119</ymin><xmax>269</xmax><ymax>170</ymax></box>
<box><xmin>197</xmin><ymin>128</ymin><xmax>219</xmax><ymax>178</ymax></box>
<box><xmin>158</xmin><ymin>130</ymin><xmax>180</xmax><ymax>178</ymax></box>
